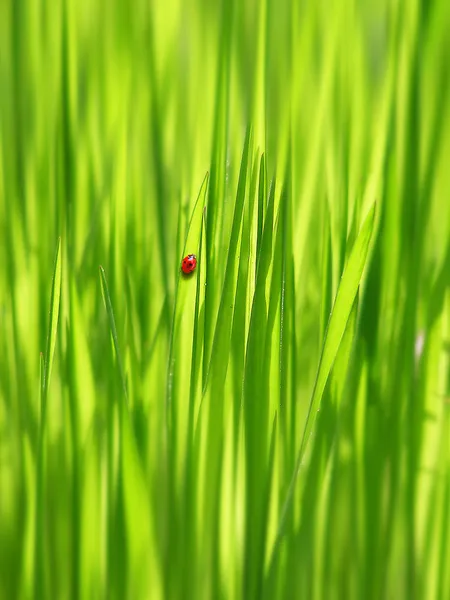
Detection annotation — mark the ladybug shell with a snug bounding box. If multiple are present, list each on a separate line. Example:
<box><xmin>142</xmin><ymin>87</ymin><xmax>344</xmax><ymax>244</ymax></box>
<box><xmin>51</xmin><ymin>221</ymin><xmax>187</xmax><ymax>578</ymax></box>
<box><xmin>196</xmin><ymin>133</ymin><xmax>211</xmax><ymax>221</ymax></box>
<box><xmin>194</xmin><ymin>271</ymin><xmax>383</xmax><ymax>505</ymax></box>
<box><xmin>181</xmin><ymin>254</ymin><xmax>197</xmax><ymax>274</ymax></box>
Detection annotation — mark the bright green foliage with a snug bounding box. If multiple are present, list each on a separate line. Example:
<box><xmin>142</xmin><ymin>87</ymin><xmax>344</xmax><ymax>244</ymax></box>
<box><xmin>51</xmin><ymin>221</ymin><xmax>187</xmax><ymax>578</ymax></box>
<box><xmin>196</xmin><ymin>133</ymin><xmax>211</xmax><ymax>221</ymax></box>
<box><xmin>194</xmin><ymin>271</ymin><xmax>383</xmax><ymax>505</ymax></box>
<box><xmin>1</xmin><ymin>0</ymin><xmax>450</xmax><ymax>598</ymax></box>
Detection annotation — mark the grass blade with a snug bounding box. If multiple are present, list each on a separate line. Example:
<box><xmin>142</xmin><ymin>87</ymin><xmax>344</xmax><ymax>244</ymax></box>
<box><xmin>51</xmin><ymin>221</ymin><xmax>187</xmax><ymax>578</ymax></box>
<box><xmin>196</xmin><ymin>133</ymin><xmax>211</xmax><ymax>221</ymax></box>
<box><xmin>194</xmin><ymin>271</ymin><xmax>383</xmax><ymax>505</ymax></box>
<box><xmin>35</xmin><ymin>236</ymin><xmax>62</xmax><ymax>598</ymax></box>
<box><xmin>42</xmin><ymin>237</ymin><xmax>62</xmax><ymax>405</ymax></box>
<box><xmin>99</xmin><ymin>265</ymin><xmax>128</xmax><ymax>402</ymax></box>
<box><xmin>272</xmin><ymin>201</ymin><xmax>376</xmax><ymax>550</ymax></box>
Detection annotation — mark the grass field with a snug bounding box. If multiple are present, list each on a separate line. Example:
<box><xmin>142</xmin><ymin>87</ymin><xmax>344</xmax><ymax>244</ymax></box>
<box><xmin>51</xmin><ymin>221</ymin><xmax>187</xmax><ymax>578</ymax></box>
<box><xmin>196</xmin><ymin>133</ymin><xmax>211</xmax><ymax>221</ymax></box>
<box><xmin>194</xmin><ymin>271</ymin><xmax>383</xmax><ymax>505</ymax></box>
<box><xmin>1</xmin><ymin>0</ymin><xmax>450</xmax><ymax>598</ymax></box>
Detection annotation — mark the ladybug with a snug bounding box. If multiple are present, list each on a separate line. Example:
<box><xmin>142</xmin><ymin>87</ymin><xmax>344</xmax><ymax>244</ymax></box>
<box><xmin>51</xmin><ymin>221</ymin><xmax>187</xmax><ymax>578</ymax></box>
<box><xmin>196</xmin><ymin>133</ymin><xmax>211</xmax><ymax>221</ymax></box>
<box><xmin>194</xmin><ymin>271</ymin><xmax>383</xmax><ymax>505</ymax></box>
<box><xmin>181</xmin><ymin>254</ymin><xmax>197</xmax><ymax>275</ymax></box>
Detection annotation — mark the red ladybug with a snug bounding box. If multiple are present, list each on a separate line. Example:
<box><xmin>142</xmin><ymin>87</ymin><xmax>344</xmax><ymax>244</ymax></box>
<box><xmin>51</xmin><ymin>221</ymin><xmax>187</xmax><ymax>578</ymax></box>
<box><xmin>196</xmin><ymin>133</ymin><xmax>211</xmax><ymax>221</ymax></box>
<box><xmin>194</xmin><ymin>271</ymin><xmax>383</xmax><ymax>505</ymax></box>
<box><xmin>181</xmin><ymin>254</ymin><xmax>197</xmax><ymax>275</ymax></box>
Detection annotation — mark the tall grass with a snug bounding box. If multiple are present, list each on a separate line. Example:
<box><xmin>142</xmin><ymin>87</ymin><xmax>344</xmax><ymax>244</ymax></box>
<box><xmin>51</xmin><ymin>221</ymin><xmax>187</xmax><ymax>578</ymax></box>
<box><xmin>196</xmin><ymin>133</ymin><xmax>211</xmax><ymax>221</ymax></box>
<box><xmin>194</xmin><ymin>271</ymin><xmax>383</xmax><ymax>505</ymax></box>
<box><xmin>1</xmin><ymin>0</ymin><xmax>449</xmax><ymax>598</ymax></box>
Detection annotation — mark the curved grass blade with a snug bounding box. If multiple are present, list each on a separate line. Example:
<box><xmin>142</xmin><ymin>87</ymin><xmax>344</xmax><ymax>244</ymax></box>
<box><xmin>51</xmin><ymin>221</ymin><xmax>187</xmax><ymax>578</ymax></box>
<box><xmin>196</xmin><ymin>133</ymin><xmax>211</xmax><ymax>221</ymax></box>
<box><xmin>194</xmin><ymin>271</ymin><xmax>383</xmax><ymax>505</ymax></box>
<box><xmin>270</xmin><ymin>202</ymin><xmax>376</xmax><ymax>555</ymax></box>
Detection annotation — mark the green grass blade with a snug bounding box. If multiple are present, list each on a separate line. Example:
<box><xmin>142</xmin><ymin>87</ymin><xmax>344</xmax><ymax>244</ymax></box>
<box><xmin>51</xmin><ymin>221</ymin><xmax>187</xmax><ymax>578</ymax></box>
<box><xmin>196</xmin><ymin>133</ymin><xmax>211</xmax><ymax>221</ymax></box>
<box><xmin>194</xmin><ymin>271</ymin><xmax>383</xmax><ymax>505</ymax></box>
<box><xmin>163</xmin><ymin>172</ymin><xmax>208</xmax><ymax>594</ymax></box>
<box><xmin>35</xmin><ymin>237</ymin><xmax>62</xmax><ymax>598</ymax></box>
<box><xmin>195</xmin><ymin>127</ymin><xmax>252</xmax><ymax>596</ymax></box>
<box><xmin>42</xmin><ymin>237</ymin><xmax>62</xmax><ymax>405</ymax></box>
<box><xmin>166</xmin><ymin>171</ymin><xmax>209</xmax><ymax>413</ymax></box>
<box><xmin>203</xmin><ymin>125</ymin><xmax>252</xmax><ymax>395</ymax></box>
<box><xmin>273</xmin><ymin>201</ymin><xmax>376</xmax><ymax>547</ymax></box>
<box><xmin>303</xmin><ymin>203</ymin><xmax>376</xmax><ymax>451</ymax></box>
<box><xmin>99</xmin><ymin>265</ymin><xmax>128</xmax><ymax>402</ymax></box>
<box><xmin>256</xmin><ymin>153</ymin><xmax>267</xmax><ymax>265</ymax></box>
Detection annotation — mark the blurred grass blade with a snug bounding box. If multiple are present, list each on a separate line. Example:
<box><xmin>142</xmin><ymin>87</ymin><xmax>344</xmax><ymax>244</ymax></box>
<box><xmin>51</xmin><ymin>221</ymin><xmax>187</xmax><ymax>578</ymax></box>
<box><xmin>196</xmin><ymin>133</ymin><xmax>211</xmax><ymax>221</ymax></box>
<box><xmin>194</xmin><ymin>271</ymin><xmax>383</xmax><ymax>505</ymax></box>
<box><xmin>99</xmin><ymin>265</ymin><xmax>128</xmax><ymax>402</ymax></box>
<box><xmin>42</xmin><ymin>236</ymin><xmax>62</xmax><ymax>405</ymax></box>
<box><xmin>39</xmin><ymin>352</ymin><xmax>44</xmax><ymax>405</ymax></box>
<box><xmin>35</xmin><ymin>237</ymin><xmax>62</xmax><ymax>598</ymax></box>
<box><xmin>121</xmin><ymin>407</ymin><xmax>163</xmax><ymax>599</ymax></box>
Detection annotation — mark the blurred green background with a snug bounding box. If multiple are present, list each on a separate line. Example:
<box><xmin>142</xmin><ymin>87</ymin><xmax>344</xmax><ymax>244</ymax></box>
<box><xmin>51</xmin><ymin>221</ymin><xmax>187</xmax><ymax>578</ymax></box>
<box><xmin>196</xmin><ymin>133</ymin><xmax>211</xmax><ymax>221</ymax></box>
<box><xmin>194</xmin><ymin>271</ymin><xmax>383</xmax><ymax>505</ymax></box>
<box><xmin>1</xmin><ymin>0</ymin><xmax>449</xmax><ymax>598</ymax></box>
